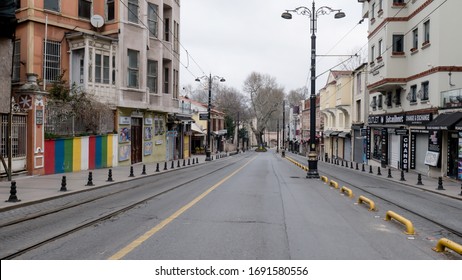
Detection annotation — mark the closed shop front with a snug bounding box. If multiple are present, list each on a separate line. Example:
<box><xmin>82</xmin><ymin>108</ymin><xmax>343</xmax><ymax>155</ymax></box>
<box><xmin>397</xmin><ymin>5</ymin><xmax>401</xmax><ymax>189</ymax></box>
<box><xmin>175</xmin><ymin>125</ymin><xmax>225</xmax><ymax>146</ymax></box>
<box><xmin>389</xmin><ymin>133</ymin><xmax>400</xmax><ymax>169</ymax></box>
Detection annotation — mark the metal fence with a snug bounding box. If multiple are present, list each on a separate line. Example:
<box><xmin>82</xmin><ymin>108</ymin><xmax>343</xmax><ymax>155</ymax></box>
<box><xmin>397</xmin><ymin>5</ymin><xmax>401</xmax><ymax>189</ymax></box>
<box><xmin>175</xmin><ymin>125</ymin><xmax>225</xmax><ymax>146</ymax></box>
<box><xmin>0</xmin><ymin>114</ymin><xmax>27</xmax><ymax>158</ymax></box>
<box><xmin>45</xmin><ymin>102</ymin><xmax>115</xmax><ymax>137</ymax></box>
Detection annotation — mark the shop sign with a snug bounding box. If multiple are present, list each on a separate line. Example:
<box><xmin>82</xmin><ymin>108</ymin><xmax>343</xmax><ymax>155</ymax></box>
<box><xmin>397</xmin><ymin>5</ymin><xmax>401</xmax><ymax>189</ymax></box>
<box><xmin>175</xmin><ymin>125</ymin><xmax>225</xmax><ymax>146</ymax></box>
<box><xmin>381</xmin><ymin>128</ymin><xmax>388</xmax><ymax>166</ymax></box>
<box><xmin>385</xmin><ymin>114</ymin><xmax>405</xmax><ymax>124</ymax></box>
<box><xmin>405</xmin><ymin>113</ymin><xmax>432</xmax><ymax>125</ymax></box>
<box><xmin>428</xmin><ymin>130</ymin><xmax>441</xmax><ymax>152</ymax></box>
<box><xmin>199</xmin><ymin>113</ymin><xmax>208</xmax><ymax>120</ymax></box>
<box><xmin>119</xmin><ymin>116</ymin><xmax>131</xmax><ymax>125</ymax></box>
<box><xmin>36</xmin><ymin>109</ymin><xmax>43</xmax><ymax>125</ymax></box>
<box><xmin>366</xmin><ymin>127</ymin><xmax>371</xmax><ymax>159</ymax></box>
<box><xmin>368</xmin><ymin>115</ymin><xmax>384</xmax><ymax>125</ymax></box>
<box><xmin>401</xmin><ymin>135</ymin><xmax>409</xmax><ymax>171</ymax></box>
<box><xmin>395</xmin><ymin>129</ymin><xmax>408</xmax><ymax>135</ymax></box>
<box><xmin>410</xmin><ymin>133</ymin><xmax>416</xmax><ymax>169</ymax></box>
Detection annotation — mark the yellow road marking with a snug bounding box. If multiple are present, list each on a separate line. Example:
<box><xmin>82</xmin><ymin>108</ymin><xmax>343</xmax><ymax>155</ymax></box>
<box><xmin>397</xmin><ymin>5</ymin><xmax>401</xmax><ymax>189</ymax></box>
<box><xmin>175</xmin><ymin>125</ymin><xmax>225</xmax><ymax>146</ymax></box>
<box><xmin>108</xmin><ymin>156</ymin><xmax>257</xmax><ymax>260</ymax></box>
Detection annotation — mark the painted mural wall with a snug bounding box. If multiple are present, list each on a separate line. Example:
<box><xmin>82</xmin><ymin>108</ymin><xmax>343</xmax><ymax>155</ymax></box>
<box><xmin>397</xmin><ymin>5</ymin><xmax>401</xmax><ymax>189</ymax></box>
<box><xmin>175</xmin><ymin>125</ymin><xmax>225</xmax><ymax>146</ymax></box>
<box><xmin>44</xmin><ymin>134</ymin><xmax>118</xmax><ymax>174</ymax></box>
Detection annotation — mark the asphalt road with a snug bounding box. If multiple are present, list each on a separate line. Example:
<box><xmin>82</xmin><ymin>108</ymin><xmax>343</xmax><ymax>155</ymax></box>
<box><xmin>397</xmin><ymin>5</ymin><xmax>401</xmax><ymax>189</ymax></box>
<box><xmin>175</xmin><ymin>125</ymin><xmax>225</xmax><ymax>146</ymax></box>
<box><xmin>6</xmin><ymin>151</ymin><xmax>458</xmax><ymax>260</ymax></box>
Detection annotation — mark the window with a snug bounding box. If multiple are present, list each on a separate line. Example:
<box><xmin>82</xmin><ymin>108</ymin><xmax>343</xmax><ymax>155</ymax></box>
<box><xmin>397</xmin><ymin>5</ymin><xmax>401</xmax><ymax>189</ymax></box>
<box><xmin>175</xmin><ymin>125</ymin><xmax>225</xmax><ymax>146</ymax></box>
<box><xmin>147</xmin><ymin>60</ymin><xmax>158</xmax><ymax>93</ymax></box>
<box><xmin>423</xmin><ymin>20</ymin><xmax>430</xmax><ymax>44</ymax></box>
<box><xmin>43</xmin><ymin>40</ymin><xmax>61</xmax><ymax>82</ymax></box>
<box><xmin>95</xmin><ymin>53</ymin><xmax>110</xmax><ymax>84</ymax></box>
<box><xmin>386</xmin><ymin>92</ymin><xmax>392</xmax><ymax>107</ymax></box>
<box><xmin>378</xmin><ymin>0</ymin><xmax>383</xmax><ymax>11</ymax></box>
<box><xmin>127</xmin><ymin>49</ymin><xmax>139</xmax><ymax>88</ymax></box>
<box><xmin>421</xmin><ymin>81</ymin><xmax>429</xmax><ymax>101</ymax></box>
<box><xmin>128</xmin><ymin>0</ymin><xmax>138</xmax><ymax>23</ymax></box>
<box><xmin>112</xmin><ymin>56</ymin><xmax>116</xmax><ymax>85</ymax></box>
<box><xmin>163</xmin><ymin>67</ymin><xmax>169</xmax><ymax>93</ymax></box>
<box><xmin>412</xmin><ymin>28</ymin><xmax>418</xmax><ymax>50</ymax></box>
<box><xmin>371</xmin><ymin>96</ymin><xmax>377</xmax><ymax>110</ymax></box>
<box><xmin>392</xmin><ymin>34</ymin><xmax>404</xmax><ymax>53</ymax></box>
<box><xmin>173</xmin><ymin>69</ymin><xmax>179</xmax><ymax>98</ymax></box>
<box><xmin>378</xmin><ymin>39</ymin><xmax>383</xmax><ymax>59</ymax></box>
<box><xmin>393</xmin><ymin>0</ymin><xmax>404</xmax><ymax>4</ymax></box>
<box><xmin>394</xmin><ymin>88</ymin><xmax>401</xmax><ymax>106</ymax></box>
<box><xmin>174</xmin><ymin>21</ymin><xmax>179</xmax><ymax>53</ymax></box>
<box><xmin>44</xmin><ymin>0</ymin><xmax>59</xmax><ymax>12</ymax></box>
<box><xmin>164</xmin><ymin>18</ymin><xmax>170</xmax><ymax>42</ymax></box>
<box><xmin>371</xmin><ymin>3</ymin><xmax>375</xmax><ymax>19</ymax></box>
<box><xmin>370</xmin><ymin>45</ymin><xmax>375</xmax><ymax>62</ymax></box>
<box><xmin>107</xmin><ymin>0</ymin><xmax>115</xmax><ymax>21</ymax></box>
<box><xmin>1</xmin><ymin>115</ymin><xmax>27</xmax><ymax>158</ymax></box>
<box><xmin>12</xmin><ymin>40</ymin><xmax>20</xmax><ymax>82</ymax></box>
<box><xmin>79</xmin><ymin>0</ymin><xmax>92</xmax><ymax>19</ymax></box>
<box><xmin>410</xmin><ymin>85</ymin><xmax>417</xmax><ymax>103</ymax></box>
<box><xmin>16</xmin><ymin>0</ymin><xmax>20</xmax><ymax>9</ymax></box>
<box><xmin>147</xmin><ymin>3</ymin><xmax>158</xmax><ymax>38</ymax></box>
<box><xmin>378</xmin><ymin>94</ymin><xmax>383</xmax><ymax>109</ymax></box>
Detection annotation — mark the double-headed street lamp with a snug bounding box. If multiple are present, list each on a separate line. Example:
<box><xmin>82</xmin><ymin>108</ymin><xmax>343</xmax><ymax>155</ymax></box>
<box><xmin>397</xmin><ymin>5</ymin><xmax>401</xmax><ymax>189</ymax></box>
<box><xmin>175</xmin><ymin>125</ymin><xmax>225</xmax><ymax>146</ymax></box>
<box><xmin>282</xmin><ymin>1</ymin><xmax>345</xmax><ymax>179</ymax></box>
<box><xmin>195</xmin><ymin>74</ymin><xmax>225</xmax><ymax>161</ymax></box>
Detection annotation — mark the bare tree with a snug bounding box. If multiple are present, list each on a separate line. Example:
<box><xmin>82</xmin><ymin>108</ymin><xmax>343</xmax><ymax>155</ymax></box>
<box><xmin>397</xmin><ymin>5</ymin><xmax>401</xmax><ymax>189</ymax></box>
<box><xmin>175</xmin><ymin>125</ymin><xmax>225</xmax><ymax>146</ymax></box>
<box><xmin>243</xmin><ymin>72</ymin><xmax>284</xmax><ymax>149</ymax></box>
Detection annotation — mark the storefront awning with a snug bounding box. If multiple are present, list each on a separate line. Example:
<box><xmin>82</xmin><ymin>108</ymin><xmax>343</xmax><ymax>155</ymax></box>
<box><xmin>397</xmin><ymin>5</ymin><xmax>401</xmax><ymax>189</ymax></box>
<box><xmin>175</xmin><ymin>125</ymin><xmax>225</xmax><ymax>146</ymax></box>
<box><xmin>168</xmin><ymin>113</ymin><xmax>195</xmax><ymax>124</ymax></box>
<box><xmin>455</xmin><ymin>120</ymin><xmax>462</xmax><ymax>131</ymax></box>
<box><xmin>425</xmin><ymin>112</ymin><xmax>462</xmax><ymax>130</ymax></box>
<box><xmin>329</xmin><ymin>131</ymin><xmax>340</xmax><ymax>136</ymax></box>
<box><xmin>212</xmin><ymin>129</ymin><xmax>227</xmax><ymax>136</ymax></box>
<box><xmin>323</xmin><ymin>130</ymin><xmax>333</xmax><ymax>137</ymax></box>
<box><xmin>191</xmin><ymin>122</ymin><xmax>204</xmax><ymax>134</ymax></box>
<box><xmin>338</xmin><ymin>132</ymin><xmax>351</xmax><ymax>138</ymax></box>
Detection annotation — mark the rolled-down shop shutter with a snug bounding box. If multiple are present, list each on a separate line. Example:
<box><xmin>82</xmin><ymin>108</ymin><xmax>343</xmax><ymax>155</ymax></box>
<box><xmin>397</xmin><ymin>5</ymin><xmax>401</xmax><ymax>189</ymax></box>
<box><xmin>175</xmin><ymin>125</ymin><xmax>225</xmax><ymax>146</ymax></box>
<box><xmin>389</xmin><ymin>134</ymin><xmax>400</xmax><ymax>169</ymax></box>
<box><xmin>415</xmin><ymin>133</ymin><xmax>429</xmax><ymax>174</ymax></box>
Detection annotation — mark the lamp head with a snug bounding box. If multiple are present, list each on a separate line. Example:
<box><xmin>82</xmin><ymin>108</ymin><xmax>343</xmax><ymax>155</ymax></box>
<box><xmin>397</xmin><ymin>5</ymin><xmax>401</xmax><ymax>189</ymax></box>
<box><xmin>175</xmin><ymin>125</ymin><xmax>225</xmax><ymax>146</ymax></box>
<box><xmin>334</xmin><ymin>11</ymin><xmax>346</xmax><ymax>19</ymax></box>
<box><xmin>195</xmin><ymin>78</ymin><xmax>200</xmax><ymax>82</ymax></box>
<box><xmin>220</xmin><ymin>78</ymin><xmax>226</xmax><ymax>82</ymax></box>
<box><xmin>281</xmin><ymin>12</ymin><xmax>292</xmax><ymax>20</ymax></box>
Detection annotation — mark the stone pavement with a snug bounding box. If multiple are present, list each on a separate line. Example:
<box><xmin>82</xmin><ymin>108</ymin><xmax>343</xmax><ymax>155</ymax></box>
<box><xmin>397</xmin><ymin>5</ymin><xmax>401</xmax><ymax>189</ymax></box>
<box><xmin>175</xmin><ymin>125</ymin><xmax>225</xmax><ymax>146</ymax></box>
<box><xmin>285</xmin><ymin>151</ymin><xmax>462</xmax><ymax>201</ymax></box>
<box><xmin>0</xmin><ymin>154</ymin><xmax>212</xmax><ymax>212</ymax></box>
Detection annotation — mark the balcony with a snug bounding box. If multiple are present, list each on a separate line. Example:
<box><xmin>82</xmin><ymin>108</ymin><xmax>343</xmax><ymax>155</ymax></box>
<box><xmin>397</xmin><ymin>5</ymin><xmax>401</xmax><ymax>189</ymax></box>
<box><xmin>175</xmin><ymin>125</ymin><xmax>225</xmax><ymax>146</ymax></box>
<box><xmin>441</xmin><ymin>88</ymin><xmax>462</xmax><ymax>109</ymax></box>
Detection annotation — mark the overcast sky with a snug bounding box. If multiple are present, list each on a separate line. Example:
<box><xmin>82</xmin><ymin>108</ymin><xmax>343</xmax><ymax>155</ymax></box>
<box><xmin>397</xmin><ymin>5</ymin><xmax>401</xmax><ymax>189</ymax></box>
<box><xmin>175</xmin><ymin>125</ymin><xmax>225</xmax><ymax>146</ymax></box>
<box><xmin>180</xmin><ymin>0</ymin><xmax>368</xmax><ymax>94</ymax></box>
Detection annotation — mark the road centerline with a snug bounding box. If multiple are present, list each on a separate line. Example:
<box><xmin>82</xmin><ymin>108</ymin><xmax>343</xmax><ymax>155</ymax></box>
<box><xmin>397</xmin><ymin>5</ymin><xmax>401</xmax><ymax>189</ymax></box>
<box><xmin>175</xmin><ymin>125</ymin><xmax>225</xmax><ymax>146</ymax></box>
<box><xmin>108</xmin><ymin>155</ymin><xmax>257</xmax><ymax>260</ymax></box>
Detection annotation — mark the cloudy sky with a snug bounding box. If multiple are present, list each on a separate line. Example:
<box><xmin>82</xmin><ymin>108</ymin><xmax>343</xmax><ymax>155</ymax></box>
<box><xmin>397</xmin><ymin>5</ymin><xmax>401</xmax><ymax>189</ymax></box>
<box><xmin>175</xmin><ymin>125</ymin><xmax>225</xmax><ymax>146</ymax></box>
<box><xmin>180</xmin><ymin>0</ymin><xmax>368</xmax><ymax>93</ymax></box>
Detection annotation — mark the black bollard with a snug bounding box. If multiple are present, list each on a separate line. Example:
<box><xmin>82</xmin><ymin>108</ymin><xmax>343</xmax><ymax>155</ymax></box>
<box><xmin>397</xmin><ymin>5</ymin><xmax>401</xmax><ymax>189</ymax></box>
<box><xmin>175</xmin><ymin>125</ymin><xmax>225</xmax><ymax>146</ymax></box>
<box><xmin>156</xmin><ymin>163</ymin><xmax>160</xmax><ymax>172</ymax></box>
<box><xmin>177</xmin><ymin>160</ymin><xmax>180</xmax><ymax>168</ymax></box>
<box><xmin>141</xmin><ymin>164</ymin><xmax>146</xmax><ymax>175</ymax></box>
<box><xmin>196</xmin><ymin>157</ymin><xmax>199</xmax><ymax>164</ymax></box>
<box><xmin>362</xmin><ymin>164</ymin><xmax>365</xmax><ymax>172</ymax></box>
<box><xmin>164</xmin><ymin>162</ymin><xmax>168</xmax><ymax>170</ymax></box>
<box><xmin>400</xmin><ymin>170</ymin><xmax>406</xmax><ymax>181</ymax></box>
<box><xmin>387</xmin><ymin>168</ymin><xmax>393</xmax><ymax>178</ymax></box>
<box><xmin>86</xmin><ymin>171</ymin><xmax>95</xmax><ymax>186</ymax></box>
<box><xmin>416</xmin><ymin>174</ymin><xmax>423</xmax><ymax>185</ymax></box>
<box><xmin>436</xmin><ymin>177</ymin><xmax>445</xmax><ymax>190</ymax></box>
<box><xmin>60</xmin><ymin>176</ymin><xmax>68</xmax><ymax>191</ymax></box>
<box><xmin>369</xmin><ymin>166</ymin><xmax>373</xmax><ymax>174</ymax></box>
<box><xmin>356</xmin><ymin>162</ymin><xmax>359</xmax><ymax>170</ymax></box>
<box><xmin>188</xmin><ymin>158</ymin><xmax>191</xmax><ymax>166</ymax></box>
<box><xmin>377</xmin><ymin>167</ymin><xmax>382</xmax><ymax>176</ymax></box>
<box><xmin>107</xmin><ymin>169</ymin><xmax>114</xmax><ymax>182</ymax></box>
<box><xmin>341</xmin><ymin>160</ymin><xmax>344</xmax><ymax>167</ymax></box>
<box><xmin>129</xmin><ymin>166</ymin><xmax>135</xmax><ymax>177</ymax></box>
<box><xmin>6</xmin><ymin>181</ymin><xmax>20</xmax><ymax>202</ymax></box>
<box><xmin>183</xmin><ymin>159</ymin><xmax>186</xmax><ymax>166</ymax></box>
<box><xmin>350</xmin><ymin>162</ymin><xmax>354</xmax><ymax>169</ymax></box>
<box><xmin>171</xmin><ymin>161</ymin><xmax>175</xmax><ymax>169</ymax></box>
<box><xmin>459</xmin><ymin>184</ymin><xmax>462</xmax><ymax>196</ymax></box>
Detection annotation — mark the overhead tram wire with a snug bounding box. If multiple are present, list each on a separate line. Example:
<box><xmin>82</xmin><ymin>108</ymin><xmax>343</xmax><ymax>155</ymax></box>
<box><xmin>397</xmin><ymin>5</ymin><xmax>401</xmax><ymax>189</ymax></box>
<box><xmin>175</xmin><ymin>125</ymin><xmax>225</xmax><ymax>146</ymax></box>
<box><xmin>143</xmin><ymin>0</ymin><xmax>207</xmax><ymax>76</ymax></box>
<box><xmin>309</xmin><ymin>0</ymin><xmax>449</xmax><ymax>101</ymax></box>
<box><xmin>118</xmin><ymin>0</ymin><xmax>203</xmax><ymax>79</ymax></box>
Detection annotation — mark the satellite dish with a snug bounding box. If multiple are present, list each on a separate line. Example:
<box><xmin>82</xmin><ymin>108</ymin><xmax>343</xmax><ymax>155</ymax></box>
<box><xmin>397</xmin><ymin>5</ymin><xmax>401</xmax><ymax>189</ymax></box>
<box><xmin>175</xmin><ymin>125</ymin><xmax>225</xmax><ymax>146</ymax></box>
<box><xmin>90</xmin><ymin>14</ymin><xmax>105</xmax><ymax>29</ymax></box>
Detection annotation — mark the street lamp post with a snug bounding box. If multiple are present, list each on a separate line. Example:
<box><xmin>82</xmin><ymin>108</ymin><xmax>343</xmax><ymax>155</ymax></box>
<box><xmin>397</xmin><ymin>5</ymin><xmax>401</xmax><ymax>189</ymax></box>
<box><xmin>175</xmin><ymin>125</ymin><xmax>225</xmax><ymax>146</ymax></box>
<box><xmin>282</xmin><ymin>1</ymin><xmax>345</xmax><ymax>179</ymax></box>
<box><xmin>195</xmin><ymin>74</ymin><xmax>225</xmax><ymax>161</ymax></box>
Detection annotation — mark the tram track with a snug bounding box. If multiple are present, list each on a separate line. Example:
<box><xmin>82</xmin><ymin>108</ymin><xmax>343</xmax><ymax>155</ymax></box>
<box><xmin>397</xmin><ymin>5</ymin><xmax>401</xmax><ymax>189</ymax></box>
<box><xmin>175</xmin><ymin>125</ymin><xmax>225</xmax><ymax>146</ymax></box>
<box><xmin>0</xmin><ymin>154</ymin><xmax>253</xmax><ymax>259</ymax></box>
<box><xmin>288</xmin><ymin>155</ymin><xmax>462</xmax><ymax>239</ymax></box>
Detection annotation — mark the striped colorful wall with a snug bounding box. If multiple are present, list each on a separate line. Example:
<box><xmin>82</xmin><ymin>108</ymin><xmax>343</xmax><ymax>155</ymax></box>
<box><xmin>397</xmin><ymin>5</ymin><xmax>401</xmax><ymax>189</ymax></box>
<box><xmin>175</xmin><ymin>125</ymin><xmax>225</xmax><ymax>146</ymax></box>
<box><xmin>44</xmin><ymin>135</ymin><xmax>118</xmax><ymax>175</ymax></box>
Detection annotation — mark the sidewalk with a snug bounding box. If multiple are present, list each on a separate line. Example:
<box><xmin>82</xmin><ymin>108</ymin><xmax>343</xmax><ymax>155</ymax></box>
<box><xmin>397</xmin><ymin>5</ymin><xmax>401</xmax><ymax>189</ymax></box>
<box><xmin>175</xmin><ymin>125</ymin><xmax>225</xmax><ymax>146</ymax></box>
<box><xmin>285</xmin><ymin>151</ymin><xmax>462</xmax><ymax>201</ymax></box>
<box><xmin>0</xmin><ymin>154</ymin><xmax>212</xmax><ymax>212</ymax></box>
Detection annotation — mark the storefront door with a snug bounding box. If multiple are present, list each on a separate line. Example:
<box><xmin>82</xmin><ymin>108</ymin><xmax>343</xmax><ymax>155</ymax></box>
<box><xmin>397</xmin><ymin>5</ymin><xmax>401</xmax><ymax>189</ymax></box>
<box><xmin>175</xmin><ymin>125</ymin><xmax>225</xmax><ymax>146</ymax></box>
<box><xmin>448</xmin><ymin>132</ymin><xmax>459</xmax><ymax>178</ymax></box>
<box><xmin>131</xmin><ymin>118</ymin><xmax>142</xmax><ymax>164</ymax></box>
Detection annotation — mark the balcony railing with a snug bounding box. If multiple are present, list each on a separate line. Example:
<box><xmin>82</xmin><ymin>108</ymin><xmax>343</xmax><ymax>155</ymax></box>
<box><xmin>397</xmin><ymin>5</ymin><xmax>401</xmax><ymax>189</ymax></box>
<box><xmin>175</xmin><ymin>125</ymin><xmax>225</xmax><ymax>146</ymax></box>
<box><xmin>441</xmin><ymin>88</ymin><xmax>462</xmax><ymax>108</ymax></box>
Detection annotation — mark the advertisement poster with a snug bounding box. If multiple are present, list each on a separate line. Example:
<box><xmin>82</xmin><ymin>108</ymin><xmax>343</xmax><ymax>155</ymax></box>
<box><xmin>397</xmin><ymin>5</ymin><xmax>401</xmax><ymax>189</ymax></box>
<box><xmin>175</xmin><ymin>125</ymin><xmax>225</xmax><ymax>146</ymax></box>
<box><xmin>459</xmin><ymin>136</ymin><xmax>462</xmax><ymax>158</ymax></box>
<box><xmin>119</xmin><ymin>145</ymin><xmax>130</xmax><ymax>161</ymax></box>
<box><xmin>145</xmin><ymin>127</ymin><xmax>152</xmax><ymax>140</ymax></box>
<box><xmin>119</xmin><ymin>127</ymin><xmax>131</xmax><ymax>143</ymax></box>
<box><xmin>144</xmin><ymin>142</ymin><xmax>153</xmax><ymax>156</ymax></box>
